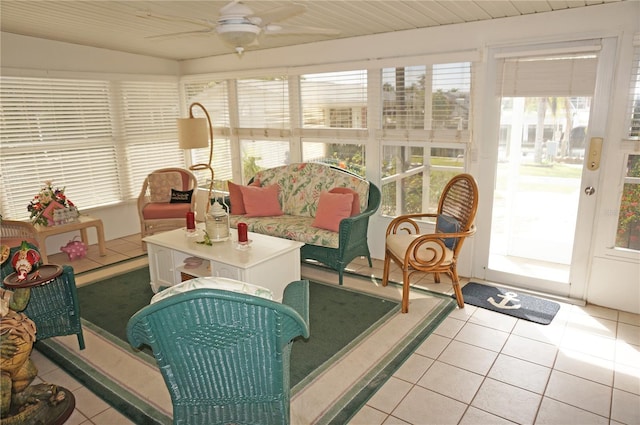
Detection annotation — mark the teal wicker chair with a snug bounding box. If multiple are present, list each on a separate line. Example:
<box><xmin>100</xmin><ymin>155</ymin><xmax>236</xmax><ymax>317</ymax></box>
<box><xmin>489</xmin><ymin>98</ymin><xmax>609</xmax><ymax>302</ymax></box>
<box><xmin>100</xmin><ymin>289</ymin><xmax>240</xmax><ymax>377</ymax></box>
<box><xmin>127</xmin><ymin>279</ymin><xmax>310</xmax><ymax>425</ymax></box>
<box><xmin>1</xmin><ymin>224</ymin><xmax>85</xmax><ymax>350</ymax></box>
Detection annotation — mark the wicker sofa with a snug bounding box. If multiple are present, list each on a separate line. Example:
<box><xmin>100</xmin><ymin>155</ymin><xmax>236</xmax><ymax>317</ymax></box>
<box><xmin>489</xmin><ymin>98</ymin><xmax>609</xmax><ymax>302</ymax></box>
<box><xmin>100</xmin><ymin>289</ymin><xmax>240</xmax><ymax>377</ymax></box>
<box><xmin>227</xmin><ymin>163</ymin><xmax>381</xmax><ymax>285</ymax></box>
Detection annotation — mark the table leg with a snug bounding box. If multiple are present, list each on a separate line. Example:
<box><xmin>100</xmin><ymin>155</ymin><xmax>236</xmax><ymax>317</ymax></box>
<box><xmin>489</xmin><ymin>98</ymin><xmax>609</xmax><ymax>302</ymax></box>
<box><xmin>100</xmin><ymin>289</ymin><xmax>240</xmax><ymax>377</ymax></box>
<box><xmin>36</xmin><ymin>235</ymin><xmax>49</xmax><ymax>264</ymax></box>
<box><xmin>94</xmin><ymin>222</ymin><xmax>107</xmax><ymax>256</ymax></box>
<box><xmin>80</xmin><ymin>228</ymin><xmax>89</xmax><ymax>246</ymax></box>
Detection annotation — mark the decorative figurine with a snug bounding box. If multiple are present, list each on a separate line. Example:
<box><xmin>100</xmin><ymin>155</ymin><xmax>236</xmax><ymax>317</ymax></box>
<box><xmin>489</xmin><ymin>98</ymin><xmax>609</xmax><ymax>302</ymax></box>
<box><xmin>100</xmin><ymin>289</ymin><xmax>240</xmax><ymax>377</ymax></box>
<box><xmin>10</xmin><ymin>242</ymin><xmax>41</xmax><ymax>282</ymax></box>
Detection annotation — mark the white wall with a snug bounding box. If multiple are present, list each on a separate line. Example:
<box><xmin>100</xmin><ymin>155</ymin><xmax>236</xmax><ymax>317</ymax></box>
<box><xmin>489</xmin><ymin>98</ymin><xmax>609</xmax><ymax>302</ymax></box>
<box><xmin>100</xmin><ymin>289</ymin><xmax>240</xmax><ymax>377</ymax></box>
<box><xmin>2</xmin><ymin>2</ymin><xmax>638</xmax><ymax>312</ymax></box>
<box><xmin>1</xmin><ymin>32</ymin><xmax>178</xmax><ymax>76</ymax></box>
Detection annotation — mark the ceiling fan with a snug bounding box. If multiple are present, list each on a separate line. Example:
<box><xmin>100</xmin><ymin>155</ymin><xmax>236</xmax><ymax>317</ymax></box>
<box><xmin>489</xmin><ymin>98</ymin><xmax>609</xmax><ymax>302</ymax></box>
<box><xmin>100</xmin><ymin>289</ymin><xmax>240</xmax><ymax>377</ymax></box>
<box><xmin>137</xmin><ymin>1</ymin><xmax>340</xmax><ymax>55</ymax></box>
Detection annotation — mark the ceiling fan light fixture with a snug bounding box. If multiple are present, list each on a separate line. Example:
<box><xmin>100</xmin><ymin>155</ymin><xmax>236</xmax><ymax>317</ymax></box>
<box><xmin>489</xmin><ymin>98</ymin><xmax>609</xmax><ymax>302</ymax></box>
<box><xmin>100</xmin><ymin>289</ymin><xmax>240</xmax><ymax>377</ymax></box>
<box><xmin>217</xmin><ymin>23</ymin><xmax>260</xmax><ymax>48</ymax></box>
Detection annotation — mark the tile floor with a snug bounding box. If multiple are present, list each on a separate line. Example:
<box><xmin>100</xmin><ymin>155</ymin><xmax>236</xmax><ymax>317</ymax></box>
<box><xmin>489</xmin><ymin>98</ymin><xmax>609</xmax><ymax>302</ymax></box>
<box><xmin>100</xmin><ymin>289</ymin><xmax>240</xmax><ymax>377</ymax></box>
<box><xmin>29</xmin><ymin>235</ymin><xmax>640</xmax><ymax>425</ymax></box>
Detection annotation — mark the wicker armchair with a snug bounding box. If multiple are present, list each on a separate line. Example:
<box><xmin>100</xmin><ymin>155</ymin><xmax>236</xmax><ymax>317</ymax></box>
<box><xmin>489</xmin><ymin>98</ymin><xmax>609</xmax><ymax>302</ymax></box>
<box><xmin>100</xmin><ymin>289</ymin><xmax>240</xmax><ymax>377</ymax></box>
<box><xmin>1</xmin><ymin>219</ymin><xmax>85</xmax><ymax>349</ymax></box>
<box><xmin>137</xmin><ymin>168</ymin><xmax>198</xmax><ymax>242</ymax></box>
<box><xmin>127</xmin><ymin>279</ymin><xmax>310</xmax><ymax>425</ymax></box>
<box><xmin>382</xmin><ymin>174</ymin><xmax>479</xmax><ymax>313</ymax></box>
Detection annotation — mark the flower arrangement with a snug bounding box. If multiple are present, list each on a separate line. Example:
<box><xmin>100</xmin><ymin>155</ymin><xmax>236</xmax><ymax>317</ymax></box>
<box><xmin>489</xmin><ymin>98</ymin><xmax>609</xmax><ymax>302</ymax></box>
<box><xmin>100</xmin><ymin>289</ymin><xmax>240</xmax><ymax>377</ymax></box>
<box><xmin>27</xmin><ymin>181</ymin><xmax>78</xmax><ymax>226</ymax></box>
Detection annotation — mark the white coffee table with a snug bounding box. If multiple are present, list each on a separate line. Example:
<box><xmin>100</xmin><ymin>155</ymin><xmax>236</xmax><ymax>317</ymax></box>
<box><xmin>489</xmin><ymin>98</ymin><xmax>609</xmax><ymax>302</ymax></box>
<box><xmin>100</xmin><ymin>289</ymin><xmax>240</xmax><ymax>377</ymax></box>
<box><xmin>143</xmin><ymin>224</ymin><xmax>304</xmax><ymax>301</ymax></box>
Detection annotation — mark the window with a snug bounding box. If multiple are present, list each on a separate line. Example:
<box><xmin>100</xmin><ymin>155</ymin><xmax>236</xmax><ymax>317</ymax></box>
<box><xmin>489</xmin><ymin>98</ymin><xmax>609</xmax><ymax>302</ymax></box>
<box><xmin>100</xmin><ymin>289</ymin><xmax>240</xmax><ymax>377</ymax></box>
<box><xmin>1</xmin><ymin>77</ymin><xmax>120</xmax><ymax>220</ymax></box>
<box><xmin>0</xmin><ymin>76</ymin><xmax>182</xmax><ymax>221</ymax></box>
<box><xmin>300</xmin><ymin>70</ymin><xmax>367</xmax><ymax>129</ymax></box>
<box><xmin>380</xmin><ymin>62</ymin><xmax>472</xmax><ymax>216</ymax></box>
<box><xmin>299</xmin><ymin>70</ymin><xmax>368</xmax><ymax>176</ymax></box>
<box><xmin>237</xmin><ymin>77</ymin><xmax>289</xmax><ymax>129</ymax></box>
<box><xmin>120</xmin><ymin>81</ymin><xmax>183</xmax><ymax>198</ymax></box>
<box><xmin>182</xmin><ymin>79</ymin><xmax>232</xmax><ymax>186</ymax></box>
<box><xmin>240</xmin><ymin>139</ymin><xmax>290</xmax><ymax>180</ymax></box>
<box><xmin>616</xmin><ymin>154</ymin><xmax>640</xmax><ymax>250</ymax></box>
<box><xmin>626</xmin><ymin>43</ymin><xmax>640</xmax><ymax>140</ymax></box>
<box><xmin>381</xmin><ymin>145</ymin><xmax>465</xmax><ymax>216</ymax></box>
<box><xmin>616</xmin><ymin>41</ymin><xmax>640</xmax><ymax>251</ymax></box>
<box><xmin>302</xmin><ymin>140</ymin><xmax>366</xmax><ymax>177</ymax></box>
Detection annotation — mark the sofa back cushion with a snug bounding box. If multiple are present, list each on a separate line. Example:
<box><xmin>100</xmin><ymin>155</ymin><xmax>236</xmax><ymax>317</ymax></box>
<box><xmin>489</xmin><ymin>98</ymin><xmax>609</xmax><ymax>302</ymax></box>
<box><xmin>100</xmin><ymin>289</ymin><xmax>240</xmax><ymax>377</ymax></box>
<box><xmin>252</xmin><ymin>163</ymin><xmax>369</xmax><ymax>217</ymax></box>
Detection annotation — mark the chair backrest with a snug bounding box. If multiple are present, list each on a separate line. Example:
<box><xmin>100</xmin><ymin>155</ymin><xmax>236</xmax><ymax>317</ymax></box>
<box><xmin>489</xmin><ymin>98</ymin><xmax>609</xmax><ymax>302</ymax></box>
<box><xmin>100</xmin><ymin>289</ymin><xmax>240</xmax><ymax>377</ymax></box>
<box><xmin>438</xmin><ymin>173</ymin><xmax>479</xmax><ymax>236</ymax></box>
<box><xmin>140</xmin><ymin>167</ymin><xmax>197</xmax><ymax>202</ymax></box>
<box><xmin>127</xmin><ymin>283</ymin><xmax>309</xmax><ymax>425</ymax></box>
<box><xmin>1</xmin><ymin>219</ymin><xmax>38</xmax><ymax>243</ymax></box>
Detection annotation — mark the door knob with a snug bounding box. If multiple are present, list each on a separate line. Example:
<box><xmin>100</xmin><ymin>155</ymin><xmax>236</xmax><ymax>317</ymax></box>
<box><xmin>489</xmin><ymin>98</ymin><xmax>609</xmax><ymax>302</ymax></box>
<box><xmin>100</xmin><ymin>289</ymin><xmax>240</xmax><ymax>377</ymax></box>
<box><xmin>584</xmin><ymin>186</ymin><xmax>595</xmax><ymax>196</ymax></box>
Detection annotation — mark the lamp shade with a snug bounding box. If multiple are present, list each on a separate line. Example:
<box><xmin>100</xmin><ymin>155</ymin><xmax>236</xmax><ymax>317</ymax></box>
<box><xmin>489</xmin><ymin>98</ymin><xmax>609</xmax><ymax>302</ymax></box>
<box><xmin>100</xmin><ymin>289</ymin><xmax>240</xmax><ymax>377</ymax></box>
<box><xmin>177</xmin><ymin>117</ymin><xmax>209</xmax><ymax>149</ymax></box>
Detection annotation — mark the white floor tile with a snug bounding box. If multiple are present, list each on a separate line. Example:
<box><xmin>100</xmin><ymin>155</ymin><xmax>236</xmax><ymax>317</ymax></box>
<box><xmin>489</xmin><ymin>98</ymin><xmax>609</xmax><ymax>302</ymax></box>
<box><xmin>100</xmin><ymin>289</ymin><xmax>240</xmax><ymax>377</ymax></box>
<box><xmin>455</xmin><ymin>321</ymin><xmax>510</xmax><ymax>352</ymax></box>
<box><xmin>501</xmin><ymin>334</ymin><xmax>558</xmax><ymax>367</ymax></box>
<box><xmin>417</xmin><ymin>360</ymin><xmax>484</xmax><ymax>403</ymax></box>
<box><xmin>459</xmin><ymin>406</ymin><xmax>518</xmax><ymax>424</ymax></box>
<box><xmin>348</xmin><ymin>405</ymin><xmax>388</xmax><ymax>425</ymax></box>
<box><xmin>618</xmin><ymin>322</ymin><xmax>640</xmax><ymax>346</ymax></box>
<box><xmin>544</xmin><ymin>370</ymin><xmax>612</xmax><ymax>417</ymax></box>
<box><xmin>611</xmin><ymin>388</ymin><xmax>640</xmax><ymax>425</ymax></box>
<box><xmin>487</xmin><ymin>354</ymin><xmax>551</xmax><ymax>394</ymax></box>
<box><xmin>615</xmin><ymin>340</ymin><xmax>640</xmax><ymax>367</ymax></box>
<box><xmin>535</xmin><ymin>397</ymin><xmax>609</xmax><ymax>424</ymax></box>
<box><xmin>367</xmin><ymin>376</ymin><xmax>413</xmax><ymax>414</ymax></box>
<box><xmin>469</xmin><ymin>307</ymin><xmax>518</xmax><ymax>333</ymax></box>
<box><xmin>614</xmin><ymin>362</ymin><xmax>640</xmax><ymax>395</ymax></box>
<box><xmin>553</xmin><ymin>348</ymin><xmax>614</xmax><ymax>386</ymax></box>
<box><xmin>392</xmin><ymin>353</ymin><xmax>434</xmax><ymax>384</ymax></box>
<box><xmin>511</xmin><ymin>318</ymin><xmax>565</xmax><ymax>346</ymax></box>
<box><xmin>438</xmin><ymin>340</ymin><xmax>499</xmax><ymax>375</ymax></box>
<box><xmin>433</xmin><ymin>316</ymin><xmax>465</xmax><ymax>339</ymax></box>
<box><xmin>472</xmin><ymin>378</ymin><xmax>542</xmax><ymax>424</ymax></box>
<box><xmin>393</xmin><ymin>385</ymin><xmax>467</xmax><ymax>425</ymax></box>
<box><xmin>560</xmin><ymin>329</ymin><xmax>617</xmax><ymax>361</ymax></box>
<box><xmin>414</xmin><ymin>333</ymin><xmax>451</xmax><ymax>360</ymax></box>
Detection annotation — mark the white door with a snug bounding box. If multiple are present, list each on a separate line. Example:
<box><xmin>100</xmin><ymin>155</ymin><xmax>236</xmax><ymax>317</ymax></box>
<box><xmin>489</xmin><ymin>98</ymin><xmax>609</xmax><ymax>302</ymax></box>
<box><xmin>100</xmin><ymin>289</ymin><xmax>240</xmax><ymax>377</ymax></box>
<box><xmin>474</xmin><ymin>38</ymin><xmax>616</xmax><ymax>298</ymax></box>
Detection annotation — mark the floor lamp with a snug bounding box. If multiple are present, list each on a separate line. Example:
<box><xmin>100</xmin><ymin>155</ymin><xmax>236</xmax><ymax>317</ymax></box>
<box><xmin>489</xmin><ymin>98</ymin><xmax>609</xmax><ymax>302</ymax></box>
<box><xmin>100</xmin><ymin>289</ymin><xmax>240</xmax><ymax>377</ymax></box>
<box><xmin>177</xmin><ymin>102</ymin><xmax>214</xmax><ymax>213</ymax></box>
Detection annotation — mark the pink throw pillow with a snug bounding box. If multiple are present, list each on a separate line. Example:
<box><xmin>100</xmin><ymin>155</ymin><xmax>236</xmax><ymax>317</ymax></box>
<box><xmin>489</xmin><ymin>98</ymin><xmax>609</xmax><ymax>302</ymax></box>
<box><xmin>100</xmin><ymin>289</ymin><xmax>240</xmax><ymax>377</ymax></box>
<box><xmin>312</xmin><ymin>191</ymin><xmax>354</xmax><ymax>232</ymax></box>
<box><xmin>329</xmin><ymin>187</ymin><xmax>360</xmax><ymax>216</ymax></box>
<box><xmin>228</xmin><ymin>179</ymin><xmax>261</xmax><ymax>215</ymax></box>
<box><xmin>239</xmin><ymin>184</ymin><xmax>284</xmax><ymax>217</ymax></box>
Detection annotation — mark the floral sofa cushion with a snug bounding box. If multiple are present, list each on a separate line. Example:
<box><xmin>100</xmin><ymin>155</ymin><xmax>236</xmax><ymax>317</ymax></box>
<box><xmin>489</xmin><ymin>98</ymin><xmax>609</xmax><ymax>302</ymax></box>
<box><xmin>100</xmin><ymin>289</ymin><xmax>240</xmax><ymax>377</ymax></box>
<box><xmin>229</xmin><ymin>215</ymin><xmax>340</xmax><ymax>248</ymax></box>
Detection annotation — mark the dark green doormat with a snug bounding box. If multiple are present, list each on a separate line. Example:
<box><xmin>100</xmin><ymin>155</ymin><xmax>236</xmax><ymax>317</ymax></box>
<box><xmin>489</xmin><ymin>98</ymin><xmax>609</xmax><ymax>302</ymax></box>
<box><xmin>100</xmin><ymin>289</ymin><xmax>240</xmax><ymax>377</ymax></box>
<box><xmin>461</xmin><ymin>282</ymin><xmax>560</xmax><ymax>325</ymax></box>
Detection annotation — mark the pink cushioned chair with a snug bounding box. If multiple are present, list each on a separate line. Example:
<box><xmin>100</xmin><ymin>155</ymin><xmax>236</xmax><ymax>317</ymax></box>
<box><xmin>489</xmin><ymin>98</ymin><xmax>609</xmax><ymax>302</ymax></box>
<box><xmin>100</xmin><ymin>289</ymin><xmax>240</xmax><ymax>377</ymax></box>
<box><xmin>138</xmin><ymin>168</ymin><xmax>198</xmax><ymax>245</ymax></box>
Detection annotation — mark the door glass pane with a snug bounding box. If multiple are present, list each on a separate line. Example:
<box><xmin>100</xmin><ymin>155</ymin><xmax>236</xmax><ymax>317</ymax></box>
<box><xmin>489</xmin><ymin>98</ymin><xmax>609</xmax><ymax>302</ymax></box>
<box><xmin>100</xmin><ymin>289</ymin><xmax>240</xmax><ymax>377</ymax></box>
<box><xmin>490</xmin><ymin>96</ymin><xmax>590</xmax><ymax>283</ymax></box>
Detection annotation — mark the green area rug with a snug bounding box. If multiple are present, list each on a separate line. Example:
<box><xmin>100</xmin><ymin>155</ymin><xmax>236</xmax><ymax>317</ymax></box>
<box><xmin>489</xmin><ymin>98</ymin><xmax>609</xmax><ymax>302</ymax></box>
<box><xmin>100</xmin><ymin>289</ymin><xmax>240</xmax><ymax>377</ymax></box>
<box><xmin>74</xmin><ymin>267</ymin><xmax>399</xmax><ymax>387</ymax></box>
<box><xmin>37</xmin><ymin>267</ymin><xmax>455</xmax><ymax>424</ymax></box>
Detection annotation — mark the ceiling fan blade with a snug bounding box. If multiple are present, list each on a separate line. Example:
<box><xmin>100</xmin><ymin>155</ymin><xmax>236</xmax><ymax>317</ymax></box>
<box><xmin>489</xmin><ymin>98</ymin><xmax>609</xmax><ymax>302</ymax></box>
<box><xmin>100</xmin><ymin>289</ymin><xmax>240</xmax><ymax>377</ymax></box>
<box><xmin>264</xmin><ymin>24</ymin><xmax>340</xmax><ymax>36</ymax></box>
<box><xmin>136</xmin><ymin>10</ymin><xmax>214</xmax><ymax>29</ymax></box>
<box><xmin>146</xmin><ymin>29</ymin><xmax>214</xmax><ymax>40</ymax></box>
<box><xmin>252</xmin><ymin>4</ymin><xmax>306</xmax><ymax>26</ymax></box>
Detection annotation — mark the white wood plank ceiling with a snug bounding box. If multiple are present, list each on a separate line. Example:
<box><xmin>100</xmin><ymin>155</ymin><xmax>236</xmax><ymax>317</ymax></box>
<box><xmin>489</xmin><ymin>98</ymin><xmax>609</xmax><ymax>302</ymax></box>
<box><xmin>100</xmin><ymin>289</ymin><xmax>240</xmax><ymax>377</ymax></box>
<box><xmin>0</xmin><ymin>1</ymin><xmax>623</xmax><ymax>61</ymax></box>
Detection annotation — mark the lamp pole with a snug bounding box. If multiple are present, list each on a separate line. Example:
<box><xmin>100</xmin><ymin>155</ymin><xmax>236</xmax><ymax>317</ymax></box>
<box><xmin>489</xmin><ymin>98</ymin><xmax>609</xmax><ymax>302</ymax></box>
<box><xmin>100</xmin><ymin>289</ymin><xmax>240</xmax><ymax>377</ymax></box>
<box><xmin>180</xmin><ymin>102</ymin><xmax>215</xmax><ymax>213</ymax></box>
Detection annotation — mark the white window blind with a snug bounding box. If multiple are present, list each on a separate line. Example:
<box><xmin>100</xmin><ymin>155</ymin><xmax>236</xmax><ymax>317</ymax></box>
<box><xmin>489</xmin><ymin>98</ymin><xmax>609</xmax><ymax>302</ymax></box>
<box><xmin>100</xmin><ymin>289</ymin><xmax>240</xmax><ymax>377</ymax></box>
<box><xmin>183</xmin><ymin>80</ymin><xmax>232</xmax><ymax>185</ymax></box>
<box><xmin>119</xmin><ymin>81</ymin><xmax>184</xmax><ymax>199</ymax></box>
<box><xmin>381</xmin><ymin>62</ymin><xmax>472</xmax><ymax>143</ymax></box>
<box><xmin>237</xmin><ymin>77</ymin><xmax>289</xmax><ymax>129</ymax></box>
<box><xmin>300</xmin><ymin>70</ymin><xmax>367</xmax><ymax>129</ymax></box>
<box><xmin>498</xmin><ymin>54</ymin><xmax>598</xmax><ymax>97</ymax></box>
<box><xmin>627</xmin><ymin>43</ymin><xmax>640</xmax><ymax>139</ymax></box>
<box><xmin>0</xmin><ymin>76</ymin><xmax>121</xmax><ymax>220</ymax></box>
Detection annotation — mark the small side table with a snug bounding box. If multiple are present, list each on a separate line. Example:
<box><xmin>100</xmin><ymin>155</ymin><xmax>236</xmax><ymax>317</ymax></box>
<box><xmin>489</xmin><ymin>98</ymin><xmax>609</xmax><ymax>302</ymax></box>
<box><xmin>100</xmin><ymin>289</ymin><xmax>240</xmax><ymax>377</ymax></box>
<box><xmin>33</xmin><ymin>215</ymin><xmax>106</xmax><ymax>263</ymax></box>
